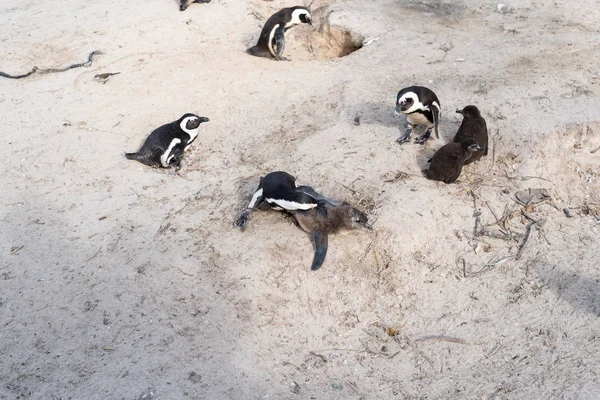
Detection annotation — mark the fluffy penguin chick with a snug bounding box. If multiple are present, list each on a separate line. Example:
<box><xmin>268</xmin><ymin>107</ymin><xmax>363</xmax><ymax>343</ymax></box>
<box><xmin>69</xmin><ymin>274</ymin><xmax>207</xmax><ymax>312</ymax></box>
<box><xmin>180</xmin><ymin>0</ymin><xmax>211</xmax><ymax>11</ymax></box>
<box><xmin>427</xmin><ymin>138</ymin><xmax>484</xmax><ymax>184</ymax></box>
<box><xmin>395</xmin><ymin>86</ymin><xmax>441</xmax><ymax>144</ymax></box>
<box><xmin>125</xmin><ymin>113</ymin><xmax>209</xmax><ymax>168</ymax></box>
<box><xmin>453</xmin><ymin>105</ymin><xmax>488</xmax><ymax>165</ymax></box>
<box><xmin>234</xmin><ymin>171</ymin><xmax>341</xmax><ymax>231</ymax></box>
<box><xmin>247</xmin><ymin>6</ymin><xmax>313</xmax><ymax>61</ymax></box>
<box><xmin>292</xmin><ymin>205</ymin><xmax>372</xmax><ymax>271</ymax></box>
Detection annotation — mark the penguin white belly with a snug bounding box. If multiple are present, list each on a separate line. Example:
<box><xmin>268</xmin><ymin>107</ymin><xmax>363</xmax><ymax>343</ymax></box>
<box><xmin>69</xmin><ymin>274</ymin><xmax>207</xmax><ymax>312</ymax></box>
<box><xmin>266</xmin><ymin>198</ymin><xmax>317</xmax><ymax>211</ymax></box>
<box><xmin>267</xmin><ymin>24</ymin><xmax>280</xmax><ymax>57</ymax></box>
<box><xmin>407</xmin><ymin>113</ymin><xmax>433</xmax><ymax>127</ymax></box>
<box><xmin>160</xmin><ymin>138</ymin><xmax>182</xmax><ymax>167</ymax></box>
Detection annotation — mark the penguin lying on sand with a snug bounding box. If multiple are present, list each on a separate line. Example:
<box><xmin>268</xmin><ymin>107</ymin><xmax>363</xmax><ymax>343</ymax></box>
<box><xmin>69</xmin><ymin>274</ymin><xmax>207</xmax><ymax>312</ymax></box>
<box><xmin>426</xmin><ymin>138</ymin><xmax>484</xmax><ymax>184</ymax></box>
<box><xmin>292</xmin><ymin>204</ymin><xmax>372</xmax><ymax>271</ymax></box>
<box><xmin>125</xmin><ymin>113</ymin><xmax>209</xmax><ymax>168</ymax></box>
<box><xmin>247</xmin><ymin>6</ymin><xmax>313</xmax><ymax>61</ymax></box>
<box><xmin>395</xmin><ymin>86</ymin><xmax>441</xmax><ymax>145</ymax></box>
<box><xmin>180</xmin><ymin>0</ymin><xmax>211</xmax><ymax>12</ymax></box>
<box><xmin>234</xmin><ymin>171</ymin><xmax>341</xmax><ymax>231</ymax></box>
<box><xmin>453</xmin><ymin>105</ymin><xmax>488</xmax><ymax>165</ymax></box>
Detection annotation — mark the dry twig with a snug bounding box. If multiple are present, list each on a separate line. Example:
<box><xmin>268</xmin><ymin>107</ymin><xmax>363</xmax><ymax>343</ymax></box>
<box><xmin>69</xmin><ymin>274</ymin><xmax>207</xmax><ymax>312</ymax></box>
<box><xmin>414</xmin><ymin>335</ymin><xmax>466</xmax><ymax>344</ymax></box>
<box><xmin>470</xmin><ymin>255</ymin><xmax>516</xmax><ymax>277</ymax></box>
<box><xmin>1</xmin><ymin>51</ymin><xmax>102</xmax><ymax>79</ymax></box>
<box><xmin>516</xmin><ymin>220</ymin><xmax>540</xmax><ymax>260</ymax></box>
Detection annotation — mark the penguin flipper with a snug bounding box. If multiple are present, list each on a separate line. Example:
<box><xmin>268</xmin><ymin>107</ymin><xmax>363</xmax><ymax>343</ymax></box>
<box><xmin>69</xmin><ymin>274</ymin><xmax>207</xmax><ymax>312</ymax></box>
<box><xmin>273</xmin><ymin>25</ymin><xmax>287</xmax><ymax>61</ymax></box>
<box><xmin>296</xmin><ymin>186</ymin><xmax>342</xmax><ymax>207</ymax></box>
<box><xmin>431</xmin><ymin>106</ymin><xmax>440</xmax><ymax>139</ymax></box>
<box><xmin>310</xmin><ymin>230</ymin><xmax>329</xmax><ymax>271</ymax></box>
<box><xmin>445</xmin><ymin>165</ymin><xmax>463</xmax><ymax>184</ymax></box>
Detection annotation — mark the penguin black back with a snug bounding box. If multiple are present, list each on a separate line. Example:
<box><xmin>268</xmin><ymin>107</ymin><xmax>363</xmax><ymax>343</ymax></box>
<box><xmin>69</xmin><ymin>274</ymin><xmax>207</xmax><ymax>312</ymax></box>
<box><xmin>125</xmin><ymin>113</ymin><xmax>209</xmax><ymax>168</ymax></box>
<box><xmin>453</xmin><ymin>105</ymin><xmax>488</xmax><ymax>165</ymax></box>
<box><xmin>427</xmin><ymin>138</ymin><xmax>484</xmax><ymax>184</ymax></box>
<box><xmin>292</xmin><ymin>204</ymin><xmax>372</xmax><ymax>271</ymax></box>
<box><xmin>234</xmin><ymin>171</ymin><xmax>329</xmax><ymax>230</ymax></box>
<box><xmin>395</xmin><ymin>86</ymin><xmax>441</xmax><ymax>144</ymax></box>
<box><xmin>247</xmin><ymin>6</ymin><xmax>313</xmax><ymax>61</ymax></box>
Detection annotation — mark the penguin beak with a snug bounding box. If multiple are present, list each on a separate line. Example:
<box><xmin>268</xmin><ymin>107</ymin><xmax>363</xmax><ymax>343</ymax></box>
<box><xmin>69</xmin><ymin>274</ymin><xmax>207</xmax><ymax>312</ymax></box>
<box><xmin>394</xmin><ymin>104</ymin><xmax>401</xmax><ymax>115</ymax></box>
<box><xmin>456</xmin><ymin>109</ymin><xmax>464</xmax><ymax>115</ymax></box>
<box><xmin>476</xmin><ymin>145</ymin><xmax>485</xmax><ymax>151</ymax></box>
<box><xmin>363</xmin><ymin>222</ymin><xmax>373</xmax><ymax>230</ymax></box>
<box><xmin>308</xmin><ymin>19</ymin><xmax>313</xmax><ymax>26</ymax></box>
<box><xmin>200</xmin><ymin>117</ymin><xmax>210</xmax><ymax>123</ymax></box>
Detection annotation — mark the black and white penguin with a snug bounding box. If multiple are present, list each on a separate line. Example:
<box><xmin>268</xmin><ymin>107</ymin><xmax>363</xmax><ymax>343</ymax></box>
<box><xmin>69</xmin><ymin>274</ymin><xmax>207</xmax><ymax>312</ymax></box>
<box><xmin>247</xmin><ymin>6</ymin><xmax>313</xmax><ymax>61</ymax></box>
<box><xmin>234</xmin><ymin>171</ymin><xmax>340</xmax><ymax>230</ymax></box>
<box><xmin>426</xmin><ymin>138</ymin><xmax>484</xmax><ymax>184</ymax></box>
<box><xmin>394</xmin><ymin>86</ymin><xmax>441</xmax><ymax>144</ymax></box>
<box><xmin>292</xmin><ymin>204</ymin><xmax>372</xmax><ymax>271</ymax></box>
<box><xmin>125</xmin><ymin>113</ymin><xmax>209</xmax><ymax>168</ymax></box>
<box><xmin>180</xmin><ymin>0</ymin><xmax>211</xmax><ymax>12</ymax></box>
<box><xmin>453</xmin><ymin>105</ymin><xmax>488</xmax><ymax>165</ymax></box>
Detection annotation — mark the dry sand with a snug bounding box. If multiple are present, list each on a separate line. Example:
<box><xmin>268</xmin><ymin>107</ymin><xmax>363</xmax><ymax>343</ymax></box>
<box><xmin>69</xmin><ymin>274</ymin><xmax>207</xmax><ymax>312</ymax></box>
<box><xmin>1</xmin><ymin>0</ymin><xmax>600</xmax><ymax>399</ymax></box>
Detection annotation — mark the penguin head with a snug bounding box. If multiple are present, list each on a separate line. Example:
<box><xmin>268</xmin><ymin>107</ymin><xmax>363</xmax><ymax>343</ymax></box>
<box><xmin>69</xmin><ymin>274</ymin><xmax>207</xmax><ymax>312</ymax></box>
<box><xmin>178</xmin><ymin>113</ymin><xmax>210</xmax><ymax>133</ymax></box>
<box><xmin>461</xmin><ymin>138</ymin><xmax>484</xmax><ymax>153</ymax></box>
<box><xmin>291</xmin><ymin>7</ymin><xmax>313</xmax><ymax>26</ymax></box>
<box><xmin>456</xmin><ymin>105</ymin><xmax>481</xmax><ymax>118</ymax></box>
<box><xmin>395</xmin><ymin>92</ymin><xmax>418</xmax><ymax>114</ymax></box>
<box><xmin>343</xmin><ymin>205</ymin><xmax>372</xmax><ymax>230</ymax></box>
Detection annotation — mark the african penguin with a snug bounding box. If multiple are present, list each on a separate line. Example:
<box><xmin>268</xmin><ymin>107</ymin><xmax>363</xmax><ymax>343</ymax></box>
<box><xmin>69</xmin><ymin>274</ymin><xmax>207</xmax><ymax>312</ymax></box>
<box><xmin>180</xmin><ymin>0</ymin><xmax>211</xmax><ymax>12</ymax></box>
<box><xmin>453</xmin><ymin>105</ymin><xmax>488</xmax><ymax>165</ymax></box>
<box><xmin>234</xmin><ymin>171</ymin><xmax>340</xmax><ymax>231</ymax></box>
<box><xmin>247</xmin><ymin>6</ymin><xmax>313</xmax><ymax>61</ymax></box>
<box><xmin>292</xmin><ymin>204</ymin><xmax>372</xmax><ymax>271</ymax></box>
<box><xmin>426</xmin><ymin>138</ymin><xmax>484</xmax><ymax>184</ymax></box>
<box><xmin>395</xmin><ymin>86</ymin><xmax>441</xmax><ymax>145</ymax></box>
<box><xmin>124</xmin><ymin>113</ymin><xmax>209</xmax><ymax>168</ymax></box>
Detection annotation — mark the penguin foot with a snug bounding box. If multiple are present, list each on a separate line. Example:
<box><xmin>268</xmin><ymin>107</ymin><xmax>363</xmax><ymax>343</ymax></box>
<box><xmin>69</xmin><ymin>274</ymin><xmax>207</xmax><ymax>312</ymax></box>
<box><xmin>234</xmin><ymin>209</ymin><xmax>252</xmax><ymax>231</ymax></box>
<box><xmin>396</xmin><ymin>133</ymin><xmax>411</xmax><ymax>144</ymax></box>
<box><xmin>275</xmin><ymin>56</ymin><xmax>291</xmax><ymax>62</ymax></box>
<box><xmin>414</xmin><ymin>134</ymin><xmax>431</xmax><ymax>145</ymax></box>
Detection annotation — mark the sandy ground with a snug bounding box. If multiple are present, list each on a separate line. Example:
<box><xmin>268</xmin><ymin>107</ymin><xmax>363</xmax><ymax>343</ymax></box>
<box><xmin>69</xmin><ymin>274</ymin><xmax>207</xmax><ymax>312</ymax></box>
<box><xmin>1</xmin><ymin>0</ymin><xmax>600</xmax><ymax>399</ymax></box>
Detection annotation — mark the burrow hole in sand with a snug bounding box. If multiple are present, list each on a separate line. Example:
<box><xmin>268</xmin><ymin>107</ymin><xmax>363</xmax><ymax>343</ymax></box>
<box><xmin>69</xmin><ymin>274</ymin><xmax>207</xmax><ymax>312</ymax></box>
<box><xmin>288</xmin><ymin>23</ymin><xmax>364</xmax><ymax>61</ymax></box>
<box><xmin>312</xmin><ymin>24</ymin><xmax>364</xmax><ymax>59</ymax></box>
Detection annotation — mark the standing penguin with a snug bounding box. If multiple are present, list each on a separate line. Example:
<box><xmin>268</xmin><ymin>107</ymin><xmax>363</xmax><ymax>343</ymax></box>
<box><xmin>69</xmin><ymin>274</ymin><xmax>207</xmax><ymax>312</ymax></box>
<box><xmin>180</xmin><ymin>0</ymin><xmax>211</xmax><ymax>12</ymax></box>
<box><xmin>395</xmin><ymin>86</ymin><xmax>441</xmax><ymax>144</ymax></box>
<box><xmin>292</xmin><ymin>204</ymin><xmax>372</xmax><ymax>271</ymax></box>
<box><xmin>426</xmin><ymin>138</ymin><xmax>484</xmax><ymax>183</ymax></box>
<box><xmin>453</xmin><ymin>105</ymin><xmax>488</xmax><ymax>165</ymax></box>
<box><xmin>125</xmin><ymin>113</ymin><xmax>209</xmax><ymax>168</ymax></box>
<box><xmin>247</xmin><ymin>6</ymin><xmax>313</xmax><ymax>61</ymax></box>
<box><xmin>234</xmin><ymin>171</ymin><xmax>341</xmax><ymax>231</ymax></box>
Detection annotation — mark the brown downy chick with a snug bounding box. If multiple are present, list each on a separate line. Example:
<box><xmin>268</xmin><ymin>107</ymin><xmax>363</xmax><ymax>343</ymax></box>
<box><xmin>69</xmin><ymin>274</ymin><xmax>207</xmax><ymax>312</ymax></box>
<box><xmin>292</xmin><ymin>205</ymin><xmax>372</xmax><ymax>271</ymax></box>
